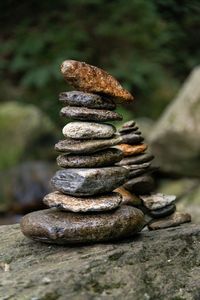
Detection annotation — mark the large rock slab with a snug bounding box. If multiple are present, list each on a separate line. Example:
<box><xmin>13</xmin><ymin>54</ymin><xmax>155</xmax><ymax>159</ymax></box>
<box><xmin>0</xmin><ymin>224</ymin><xmax>200</xmax><ymax>299</ymax></box>
<box><xmin>150</xmin><ymin>67</ymin><xmax>200</xmax><ymax>177</ymax></box>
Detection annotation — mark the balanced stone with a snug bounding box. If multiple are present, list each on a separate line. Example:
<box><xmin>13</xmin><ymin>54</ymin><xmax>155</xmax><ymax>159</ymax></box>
<box><xmin>149</xmin><ymin>203</ymin><xmax>176</xmax><ymax>219</ymax></box>
<box><xmin>116</xmin><ymin>144</ymin><xmax>148</xmax><ymax>157</ymax></box>
<box><xmin>148</xmin><ymin>212</ymin><xmax>191</xmax><ymax>230</ymax></box>
<box><xmin>128</xmin><ymin>166</ymin><xmax>158</xmax><ymax>179</ymax></box>
<box><xmin>61</xmin><ymin>60</ymin><xmax>134</xmax><ymax>102</ymax></box>
<box><xmin>62</xmin><ymin>122</ymin><xmax>116</xmax><ymax>139</ymax></box>
<box><xmin>57</xmin><ymin>148</ymin><xmax>123</xmax><ymax>168</ymax></box>
<box><xmin>60</xmin><ymin>106</ymin><xmax>122</xmax><ymax>122</ymax></box>
<box><xmin>124</xmin><ymin>175</ymin><xmax>155</xmax><ymax>194</ymax></box>
<box><xmin>51</xmin><ymin>167</ymin><xmax>129</xmax><ymax>196</ymax></box>
<box><xmin>20</xmin><ymin>206</ymin><xmax>145</xmax><ymax>244</ymax></box>
<box><xmin>120</xmin><ymin>132</ymin><xmax>144</xmax><ymax>144</ymax></box>
<box><xmin>59</xmin><ymin>91</ymin><xmax>116</xmax><ymax>110</ymax></box>
<box><xmin>122</xmin><ymin>120</ymin><xmax>136</xmax><ymax>128</ymax></box>
<box><xmin>117</xmin><ymin>153</ymin><xmax>154</xmax><ymax>166</ymax></box>
<box><xmin>43</xmin><ymin>191</ymin><xmax>122</xmax><ymax>212</ymax></box>
<box><xmin>119</xmin><ymin>126</ymin><xmax>139</xmax><ymax>134</ymax></box>
<box><xmin>115</xmin><ymin>187</ymin><xmax>142</xmax><ymax>206</ymax></box>
<box><xmin>140</xmin><ymin>193</ymin><xmax>176</xmax><ymax>210</ymax></box>
<box><xmin>125</xmin><ymin>162</ymin><xmax>152</xmax><ymax>171</ymax></box>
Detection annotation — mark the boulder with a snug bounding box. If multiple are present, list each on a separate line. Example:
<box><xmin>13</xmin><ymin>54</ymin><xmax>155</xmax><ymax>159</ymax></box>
<box><xmin>0</xmin><ymin>223</ymin><xmax>200</xmax><ymax>299</ymax></box>
<box><xmin>150</xmin><ymin>67</ymin><xmax>200</xmax><ymax>177</ymax></box>
<box><xmin>0</xmin><ymin>102</ymin><xmax>58</xmax><ymax>170</ymax></box>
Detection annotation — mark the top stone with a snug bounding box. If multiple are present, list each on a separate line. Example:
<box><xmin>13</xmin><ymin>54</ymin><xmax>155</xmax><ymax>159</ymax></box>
<box><xmin>60</xmin><ymin>60</ymin><xmax>134</xmax><ymax>102</ymax></box>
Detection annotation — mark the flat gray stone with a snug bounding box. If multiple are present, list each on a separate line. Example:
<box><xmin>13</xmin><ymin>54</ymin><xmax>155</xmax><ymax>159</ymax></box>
<box><xmin>59</xmin><ymin>91</ymin><xmax>116</xmax><ymax>110</ymax></box>
<box><xmin>140</xmin><ymin>193</ymin><xmax>176</xmax><ymax>210</ymax></box>
<box><xmin>120</xmin><ymin>132</ymin><xmax>144</xmax><ymax>144</ymax></box>
<box><xmin>20</xmin><ymin>206</ymin><xmax>145</xmax><ymax>244</ymax></box>
<box><xmin>148</xmin><ymin>211</ymin><xmax>191</xmax><ymax>230</ymax></box>
<box><xmin>124</xmin><ymin>175</ymin><xmax>155</xmax><ymax>195</ymax></box>
<box><xmin>60</xmin><ymin>106</ymin><xmax>122</xmax><ymax>122</ymax></box>
<box><xmin>128</xmin><ymin>166</ymin><xmax>158</xmax><ymax>179</ymax></box>
<box><xmin>51</xmin><ymin>167</ymin><xmax>129</xmax><ymax>196</ymax></box>
<box><xmin>43</xmin><ymin>191</ymin><xmax>122</xmax><ymax>212</ymax></box>
<box><xmin>119</xmin><ymin>126</ymin><xmax>138</xmax><ymax>134</ymax></box>
<box><xmin>57</xmin><ymin>148</ymin><xmax>123</xmax><ymax>168</ymax></box>
<box><xmin>62</xmin><ymin>121</ymin><xmax>116</xmax><ymax>139</ymax></box>
<box><xmin>149</xmin><ymin>203</ymin><xmax>176</xmax><ymax>219</ymax></box>
<box><xmin>117</xmin><ymin>153</ymin><xmax>154</xmax><ymax>166</ymax></box>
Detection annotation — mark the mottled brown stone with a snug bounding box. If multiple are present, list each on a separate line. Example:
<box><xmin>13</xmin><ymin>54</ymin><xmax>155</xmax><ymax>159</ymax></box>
<box><xmin>61</xmin><ymin>60</ymin><xmax>134</xmax><ymax>102</ymax></box>
<box><xmin>148</xmin><ymin>212</ymin><xmax>191</xmax><ymax>230</ymax></box>
<box><xmin>20</xmin><ymin>206</ymin><xmax>145</xmax><ymax>244</ymax></box>
<box><xmin>115</xmin><ymin>187</ymin><xmax>142</xmax><ymax>206</ymax></box>
<box><xmin>116</xmin><ymin>144</ymin><xmax>148</xmax><ymax>157</ymax></box>
<box><xmin>43</xmin><ymin>191</ymin><xmax>122</xmax><ymax>212</ymax></box>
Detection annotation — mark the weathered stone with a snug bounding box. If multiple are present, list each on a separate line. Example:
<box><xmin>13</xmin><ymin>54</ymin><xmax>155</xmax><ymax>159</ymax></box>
<box><xmin>124</xmin><ymin>175</ymin><xmax>155</xmax><ymax>195</ymax></box>
<box><xmin>59</xmin><ymin>91</ymin><xmax>116</xmax><ymax>110</ymax></box>
<box><xmin>117</xmin><ymin>153</ymin><xmax>154</xmax><ymax>166</ymax></box>
<box><xmin>122</xmin><ymin>120</ymin><xmax>136</xmax><ymax>128</ymax></box>
<box><xmin>60</xmin><ymin>106</ymin><xmax>122</xmax><ymax>122</ymax></box>
<box><xmin>51</xmin><ymin>167</ymin><xmax>129</xmax><ymax>196</ymax></box>
<box><xmin>57</xmin><ymin>148</ymin><xmax>123</xmax><ymax>168</ymax></box>
<box><xmin>20</xmin><ymin>206</ymin><xmax>144</xmax><ymax>244</ymax></box>
<box><xmin>116</xmin><ymin>144</ymin><xmax>148</xmax><ymax>156</ymax></box>
<box><xmin>128</xmin><ymin>167</ymin><xmax>158</xmax><ymax>179</ymax></box>
<box><xmin>149</xmin><ymin>203</ymin><xmax>176</xmax><ymax>219</ymax></box>
<box><xmin>62</xmin><ymin>121</ymin><xmax>116</xmax><ymax>139</ymax></box>
<box><xmin>148</xmin><ymin>212</ymin><xmax>191</xmax><ymax>230</ymax></box>
<box><xmin>43</xmin><ymin>191</ymin><xmax>122</xmax><ymax>212</ymax></box>
<box><xmin>120</xmin><ymin>132</ymin><xmax>144</xmax><ymax>144</ymax></box>
<box><xmin>125</xmin><ymin>162</ymin><xmax>152</xmax><ymax>171</ymax></box>
<box><xmin>61</xmin><ymin>60</ymin><xmax>134</xmax><ymax>101</ymax></box>
<box><xmin>1</xmin><ymin>223</ymin><xmax>200</xmax><ymax>299</ymax></box>
<box><xmin>55</xmin><ymin>134</ymin><xmax>142</xmax><ymax>154</ymax></box>
<box><xmin>140</xmin><ymin>193</ymin><xmax>176</xmax><ymax>210</ymax></box>
<box><xmin>115</xmin><ymin>187</ymin><xmax>142</xmax><ymax>206</ymax></box>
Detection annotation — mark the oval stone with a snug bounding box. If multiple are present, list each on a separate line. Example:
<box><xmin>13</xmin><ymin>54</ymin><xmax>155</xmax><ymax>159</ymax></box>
<box><xmin>43</xmin><ymin>191</ymin><xmax>122</xmax><ymax>212</ymax></box>
<box><xmin>149</xmin><ymin>203</ymin><xmax>176</xmax><ymax>219</ymax></box>
<box><xmin>60</xmin><ymin>106</ymin><xmax>122</xmax><ymax>122</ymax></box>
<box><xmin>20</xmin><ymin>206</ymin><xmax>145</xmax><ymax>244</ymax></box>
<box><xmin>51</xmin><ymin>167</ymin><xmax>129</xmax><ymax>196</ymax></box>
<box><xmin>116</xmin><ymin>144</ymin><xmax>148</xmax><ymax>157</ymax></box>
<box><xmin>62</xmin><ymin>122</ymin><xmax>116</xmax><ymax>139</ymax></box>
<box><xmin>59</xmin><ymin>91</ymin><xmax>116</xmax><ymax>110</ymax></box>
<box><xmin>57</xmin><ymin>148</ymin><xmax>123</xmax><ymax>168</ymax></box>
<box><xmin>123</xmin><ymin>175</ymin><xmax>155</xmax><ymax>195</ymax></box>
<box><xmin>117</xmin><ymin>153</ymin><xmax>154</xmax><ymax>166</ymax></box>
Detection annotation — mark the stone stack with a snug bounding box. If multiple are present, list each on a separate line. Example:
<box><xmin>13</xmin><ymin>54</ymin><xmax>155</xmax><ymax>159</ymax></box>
<box><xmin>116</xmin><ymin>120</ymin><xmax>191</xmax><ymax>230</ymax></box>
<box><xmin>20</xmin><ymin>60</ymin><xmax>145</xmax><ymax>244</ymax></box>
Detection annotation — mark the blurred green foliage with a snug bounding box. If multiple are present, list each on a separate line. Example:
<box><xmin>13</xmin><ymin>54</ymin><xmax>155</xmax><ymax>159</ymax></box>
<box><xmin>0</xmin><ymin>0</ymin><xmax>200</xmax><ymax>122</ymax></box>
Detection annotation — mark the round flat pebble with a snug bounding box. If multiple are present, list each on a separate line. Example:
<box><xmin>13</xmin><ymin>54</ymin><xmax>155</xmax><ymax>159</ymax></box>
<box><xmin>116</xmin><ymin>144</ymin><xmax>148</xmax><ymax>157</ymax></box>
<box><xmin>140</xmin><ymin>193</ymin><xmax>176</xmax><ymax>210</ymax></box>
<box><xmin>115</xmin><ymin>187</ymin><xmax>142</xmax><ymax>206</ymax></box>
<box><xmin>20</xmin><ymin>206</ymin><xmax>145</xmax><ymax>244</ymax></box>
<box><xmin>119</xmin><ymin>126</ymin><xmax>138</xmax><ymax>134</ymax></box>
<box><xmin>59</xmin><ymin>91</ymin><xmax>116</xmax><ymax>110</ymax></box>
<box><xmin>148</xmin><ymin>211</ymin><xmax>191</xmax><ymax>230</ymax></box>
<box><xmin>60</xmin><ymin>106</ymin><xmax>122</xmax><ymax>122</ymax></box>
<box><xmin>148</xmin><ymin>203</ymin><xmax>176</xmax><ymax>219</ymax></box>
<box><xmin>43</xmin><ymin>191</ymin><xmax>122</xmax><ymax>212</ymax></box>
<box><xmin>62</xmin><ymin>121</ymin><xmax>116</xmax><ymax>139</ymax></box>
<box><xmin>123</xmin><ymin>175</ymin><xmax>155</xmax><ymax>195</ymax></box>
<box><xmin>57</xmin><ymin>148</ymin><xmax>123</xmax><ymax>168</ymax></box>
<box><xmin>117</xmin><ymin>153</ymin><xmax>154</xmax><ymax>166</ymax></box>
<box><xmin>51</xmin><ymin>167</ymin><xmax>129</xmax><ymax>196</ymax></box>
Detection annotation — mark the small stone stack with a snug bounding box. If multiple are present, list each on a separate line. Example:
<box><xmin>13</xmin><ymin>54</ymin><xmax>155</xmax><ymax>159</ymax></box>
<box><xmin>116</xmin><ymin>120</ymin><xmax>191</xmax><ymax>230</ymax></box>
<box><xmin>20</xmin><ymin>60</ymin><xmax>145</xmax><ymax>244</ymax></box>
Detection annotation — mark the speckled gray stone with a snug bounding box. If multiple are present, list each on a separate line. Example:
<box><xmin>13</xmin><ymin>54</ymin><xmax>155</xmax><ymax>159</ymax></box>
<box><xmin>140</xmin><ymin>193</ymin><xmax>176</xmax><ymax>210</ymax></box>
<box><xmin>57</xmin><ymin>148</ymin><xmax>123</xmax><ymax>168</ymax></box>
<box><xmin>43</xmin><ymin>191</ymin><xmax>122</xmax><ymax>212</ymax></box>
<box><xmin>60</xmin><ymin>106</ymin><xmax>122</xmax><ymax>122</ymax></box>
<box><xmin>51</xmin><ymin>167</ymin><xmax>129</xmax><ymax>196</ymax></box>
<box><xmin>59</xmin><ymin>91</ymin><xmax>116</xmax><ymax>110</ymax></box>
<box><xmin>62</xmin><ymin>121</ymin><xmax>116</xmax><ymax>139</ymax></box>
<box><xmin>20</xmin><ymin>206</ymin><xmax>145</xmax><ymax>244</ymax></box>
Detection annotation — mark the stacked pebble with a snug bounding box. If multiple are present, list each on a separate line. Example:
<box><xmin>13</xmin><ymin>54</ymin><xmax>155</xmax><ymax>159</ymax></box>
<box><xmin>20</xmin><ymin>60</ymin><xmax>145</xmax><ymax>244</ymax></box>
<box><xmin>116</xmin><ymin>120</ymin><xmax>191</xmax><ymax>230</ymax></box>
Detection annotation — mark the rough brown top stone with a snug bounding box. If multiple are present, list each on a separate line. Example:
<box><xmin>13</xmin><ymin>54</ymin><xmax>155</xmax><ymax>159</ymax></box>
<box><xmin>61</xmin><ymin>60</ymin><xmax>134</xmax><ymax>102</ymax></box>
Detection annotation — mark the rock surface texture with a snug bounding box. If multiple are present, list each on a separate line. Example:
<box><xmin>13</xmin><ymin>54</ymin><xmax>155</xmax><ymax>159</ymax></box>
<box><xmin>1</xmin><ymin>223</ymin><xmax>200</xmax><ymax>299</ymax></box>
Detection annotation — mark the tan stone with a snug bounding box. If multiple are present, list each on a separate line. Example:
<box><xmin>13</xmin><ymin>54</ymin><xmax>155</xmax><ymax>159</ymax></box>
<box><xmin>116</xmin><ymin>144</ymin><xmax>148</xmax><ymax>156</ymax></box>
<box><xmin>61</xmin><ymin>60</ymin><xmax>134</xmax><ymax>102</ymax></box>
<box><xmin>148</xmin><ymin>212</ymin><xmax>191</xmax><ymax>230</ymax></box>
<box><xmin>115</xmin><ymin>187</ymin><xmax>142</xmax><ymax>206</ymax></box>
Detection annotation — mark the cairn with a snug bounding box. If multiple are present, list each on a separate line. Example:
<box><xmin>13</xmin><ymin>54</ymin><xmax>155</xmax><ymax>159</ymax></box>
<box><xmin>116</xmin><ymin>120</ymin><xmax>191</xmax><ymax>230</ymax></box>
<box><xmin>20</xmin><ymin>60</ymin><xmax>145</xmax><ymax>244</ymax></box>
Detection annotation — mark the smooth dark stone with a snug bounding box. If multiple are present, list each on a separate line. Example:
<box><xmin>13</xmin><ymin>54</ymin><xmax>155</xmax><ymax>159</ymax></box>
<box><xmin>57</xmin><ymin>148</ymin><xmax>123</xmax><ymax>168</ymax></box>
<box><xmin>119</xmin><ymin>126</ymin><xmax>138</xmax><ymax>134</ymax></box>
<box><xmin>43</xmin><ymin>191</ymin><xmax>122</xmax><ymax>212</ymax></box>
<box><xmin>128</xmin><ymin>167</ymin><xmax>158</xmax><ymax>179</ymax></box>
<box><xmin>59</xmin><ymin>91</ymin><xmax>116</xmax><ymax>110</ymax></box>
<box><xmin>51</xmin><ymin>167</ymin><xmax>129</xmax><ymax>196</ymax></box>
<box><xmin>60</xmin><ymin>106</ymin><xmax>122</xmax><ymax>122</ymax></box>
<box><xmin>120</xmin><ymin>132</ymin><xmax>144</xmax><ymax>145</ymax></box>
<box><xmin>117</xmin><ymin>153</ymin><xmax>154</xmax><ymax>166</ymax></box>
<box><xmin>148</xmin><ymin>212</ymin><xmax>191</xmax><ymax>230</ymax></box>
<box><xmin>20</xmin><ymin>206</ymin><xmax>145</xmax><ymax>244</ymax></box>
<box><xmin>148</xmin><ymin>203</ymin><xmax>176</xmax><ymax>219</ymax></box>
<box><xmin>123</xmin><ymin>175</ymin><xmax>155</xmax><ymax>195</ymax></box>
<box><xmin>62</xmin><ymin>121</ymin><xmax>116</xmax><ymax>139</ymax></box>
